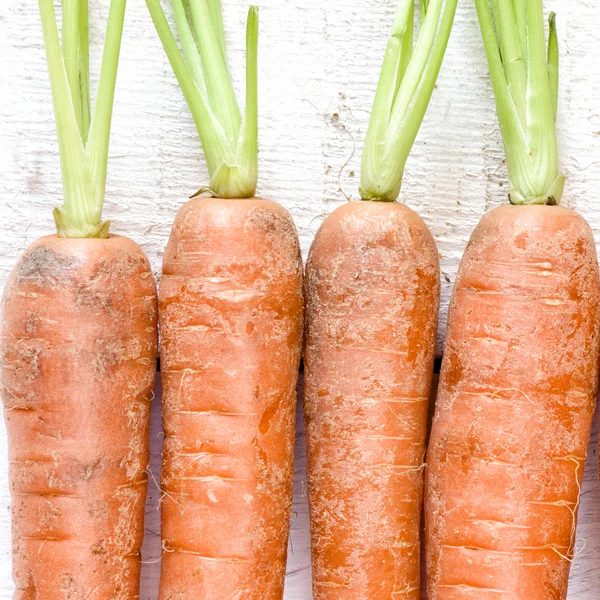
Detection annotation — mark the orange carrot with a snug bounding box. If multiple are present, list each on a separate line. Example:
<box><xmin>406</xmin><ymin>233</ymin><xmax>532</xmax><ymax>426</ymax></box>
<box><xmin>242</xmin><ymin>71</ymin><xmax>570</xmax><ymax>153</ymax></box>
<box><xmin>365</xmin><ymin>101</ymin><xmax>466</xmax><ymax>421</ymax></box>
<box><xmin>159</xmin><ymin>197</ymin><xmax>303</xmax><ymax>598</ymax></box>
<box><xmin>303</xmin><ymin>0</ymin><xmax>457</xmax><ymax>596</ymax></box>
<box><xmin>1</xmin><ymin>2</ymin><xmax>158</xmax><ymax>597</ymax></box>
<box><xmin>425</xmin><ymin>206</ymin><xmax>600</xmax><ymax>598</ymax></box>
<box><xmin>425</xmin><ymin>4</ymin><xmax>599</xmax><ymax>598</ymax></box>
<box><xmin>305</xmin><ymin>202</ymin><xmax>439</xmax><ymax>598</ymax></box>
<box><xmin>144</xmin><ymin>2</ymin><xmax>304</xmax><ymax>597</ymax></box>
<box><xmin>2</xmin><ymin>236</ymin><xmax>157</xmax><ymax>598</ymax></box>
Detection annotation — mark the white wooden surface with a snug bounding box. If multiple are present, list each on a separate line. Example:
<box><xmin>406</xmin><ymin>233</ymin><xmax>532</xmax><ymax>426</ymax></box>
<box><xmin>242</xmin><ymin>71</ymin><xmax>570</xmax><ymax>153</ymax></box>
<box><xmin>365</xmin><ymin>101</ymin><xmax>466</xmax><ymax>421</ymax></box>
<box><xmin>0</xmin><ymin>0</ymin><xmax>599</xmax><ymax>597</ymax></box>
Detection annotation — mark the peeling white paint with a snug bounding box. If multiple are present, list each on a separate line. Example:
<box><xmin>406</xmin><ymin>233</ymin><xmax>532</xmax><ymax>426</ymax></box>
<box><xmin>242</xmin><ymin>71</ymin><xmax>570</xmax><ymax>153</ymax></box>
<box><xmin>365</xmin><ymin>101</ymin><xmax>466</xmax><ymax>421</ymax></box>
<box><xmin>0</xmin><ymin>1</ymin><xmax>598</xmax><ymax>597</ymax></box>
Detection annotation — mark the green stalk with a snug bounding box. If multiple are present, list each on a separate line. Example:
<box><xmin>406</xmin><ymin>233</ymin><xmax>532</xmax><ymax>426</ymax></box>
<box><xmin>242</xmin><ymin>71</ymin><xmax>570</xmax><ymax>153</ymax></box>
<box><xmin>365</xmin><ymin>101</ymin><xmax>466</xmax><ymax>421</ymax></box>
<box><xmin>512</xmin><ymin>0</ymin><xmax>527</xmax><ymax>61</ymax></box>
<box><xmin>360</xmin><ymin>0</ymin><xmax>459</xmax><ymax>202</ymax></box>
<box><xmin>39</xmin><ymin>0</ymin><xmax>93</xmax><ymax>235</ymax></box>
<box><xmin>86</xmin><ymin>0</ymin><xmax>127</xmax><ymax>223</ymax></box>
<box><xmin>145</xmin><ymin>0</ymin><xmax>259</xmax><ymax>199</ymax></box>
<box><xmin>61</xmin><ymin>0</ymin><xmax>83</xmax><ymax>134</ymax></box>
<box><xmin>79</xmin><ymin>0</ymin><xmax>91</xmax><ymax>141</ymax></box>
<box><xmin>171</xmin><ymin>0</ymin><xmax>206</xmax><ymax>93</ymax></box>
<box><xmin>474</xmin><ymin>0</ymin><xmax>564</xmax><ymax>205</ymax></box>
<box><xmin>217</xmin><ymin>5</ymin><xmax>258</xmax><ymax>197</ymax></box>
<box><xmin>187</xmin><ymin>0</ymin><xmax>240</xmax><ymax>144</ymax></box>
<box><xmin>547</xmin><ymin>12</ymin><xmax>559</xmax><ymax>119</ymax></box>
<box><xmin>38</xmin><ymin>0</ymin><xmax>127</xmax><ymax>238</ymax></box>
<box><xmin>491</xmin><ymin>0</ymin><xmax>527</xmax><ymax>123</ymax></box>
<box><xmin>206</xmin><ymin>0</ymin><xmax>227</xmax><ymax>61</ymax></box>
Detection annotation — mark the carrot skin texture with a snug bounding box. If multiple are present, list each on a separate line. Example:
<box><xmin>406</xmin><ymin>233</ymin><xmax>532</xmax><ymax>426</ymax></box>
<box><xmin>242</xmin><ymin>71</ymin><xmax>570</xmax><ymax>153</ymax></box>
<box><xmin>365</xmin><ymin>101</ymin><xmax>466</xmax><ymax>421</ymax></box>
<box><xmin>158</xmin><ymin>197</ymin><xmax>303</xmax><ymax>600</ymax></box>
<box><xmin>1</xmin><ymin>235</ymin><xmax>158</xmax><ymax>599</ymax></box>
<box><xmin>304</xmin><ymin>201</ymin><xmax>440</xmax><ymax>599</ymax></box>
<box><xmin>425</xmin><ymin>205</ymin><xmax>600</xmax><ymax>599</ymax></box>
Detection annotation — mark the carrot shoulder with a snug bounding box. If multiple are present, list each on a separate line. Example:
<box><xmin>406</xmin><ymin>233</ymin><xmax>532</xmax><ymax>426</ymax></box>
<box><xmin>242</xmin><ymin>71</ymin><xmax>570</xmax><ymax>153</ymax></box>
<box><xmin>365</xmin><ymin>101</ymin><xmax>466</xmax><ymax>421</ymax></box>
<box><xmin>158</xmin><ymin>197</ymin><xmax>303</xmax><ymax>599</ymax></box>
<box><xmin>305</xmin><ymin>201</ymin><xmax>439</xmax><ymax>598</ymax></box>
<box><xmin>425</xmin><ymin>205</ymin><xmax>600</xmax><ymax>598</ymax></box>
<box><xmin>2</xmin><ymin>235</ymin><xmax>158</xmax><ymax>598</ymax></box>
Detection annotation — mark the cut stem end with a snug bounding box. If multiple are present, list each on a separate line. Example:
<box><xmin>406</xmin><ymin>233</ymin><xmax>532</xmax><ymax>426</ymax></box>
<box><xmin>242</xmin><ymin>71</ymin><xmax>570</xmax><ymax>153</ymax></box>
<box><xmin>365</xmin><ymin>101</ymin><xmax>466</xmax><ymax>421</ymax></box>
<box><xmin>360</xmin><ymin>0</ymin><xmax>458</xmax><ymax>202</ymax></box>
<box><xmin>38</xmin><ymin>0</ymin><xmax>126</xmax><ymax>237</ymax></box>
<box><xmin>145</xmin><ymin>0</ymin><xmax>259</xmax><ymax>199</ymax></box>
<box><xmin>475</xmin><ymin>0</ymin><xmax>563</xmax><ymax>206</ymax></box>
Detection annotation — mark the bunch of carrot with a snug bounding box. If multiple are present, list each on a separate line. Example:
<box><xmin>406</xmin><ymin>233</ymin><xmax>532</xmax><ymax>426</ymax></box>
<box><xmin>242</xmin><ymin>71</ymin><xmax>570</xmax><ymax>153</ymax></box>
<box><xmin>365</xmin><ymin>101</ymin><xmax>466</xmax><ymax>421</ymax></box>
<box><xmin>2</xmin><ymin>0</ymin><xmax>599</xmax><ymax>599</ymax></box>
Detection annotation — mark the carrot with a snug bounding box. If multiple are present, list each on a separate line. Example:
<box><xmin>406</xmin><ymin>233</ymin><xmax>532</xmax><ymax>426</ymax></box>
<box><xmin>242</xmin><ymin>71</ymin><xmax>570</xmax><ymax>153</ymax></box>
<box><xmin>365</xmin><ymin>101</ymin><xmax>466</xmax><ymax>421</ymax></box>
<box><xmin>425</xmin><ymin>4</ymin><xmax>600</xmax><ymax>598</ymax></box>
<box><xmin>159</xmin><ymin>197</ymin><xmax>302</xmax><ymax>598</ymax></box>
<box><xmin>2</xmin><ymin>236</ymin><xmax>157</xmax><ymax>598</ymax></box>
<box><xmin>1</xmin><ymin>1</ymin><xmax>158</xmax><ymax>598</ymax></box>
<box><xmin>304</xmin><ymin>1</ymin><xmax>457</xmax><ymax>597</ymax></box>
<box><xmin>144</xmin><ymin>2</ymin><xmax>304</xmax><ymax>598</ymax></box>
<box><xmin>305</xmin><ymin>203</ymin><xmax>440</xmax><ymax>599</ymax></box>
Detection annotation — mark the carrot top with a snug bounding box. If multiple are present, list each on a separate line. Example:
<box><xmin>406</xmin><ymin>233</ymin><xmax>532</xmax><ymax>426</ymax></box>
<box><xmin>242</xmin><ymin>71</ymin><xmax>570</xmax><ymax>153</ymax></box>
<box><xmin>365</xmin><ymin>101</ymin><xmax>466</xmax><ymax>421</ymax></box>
<box><xmin>475</xmin><ymin>0</ymin><xmax>563</xmax><ymax>206</ymax></box>
<box><xmin>145</xmin><ymin>0</ymin><xmax>258</xmax><ymax>200</ymax></box>
<box><xmin>360</xmin><ymin>0</ymin><xmax>458</xmax><ymax>202</ymax></box>
<box><xmin>38</xmin><ymin>0</ymin><xmax>126</xmax><ymax>238</ymax></box>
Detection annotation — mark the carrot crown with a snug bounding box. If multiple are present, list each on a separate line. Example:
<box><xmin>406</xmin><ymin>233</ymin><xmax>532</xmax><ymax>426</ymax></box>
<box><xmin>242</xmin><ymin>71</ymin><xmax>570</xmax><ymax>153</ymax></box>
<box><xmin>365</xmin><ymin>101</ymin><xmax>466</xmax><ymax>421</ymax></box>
<box><xmin>475</xmin><ymin>0</ymin><xmax>563</xmax><ymax>206</ymax></box>
<box><xmin>38</xmin><ymin>0</ymin><xmax>126</xmax><ymax>238</ymax></box>
<box><xmin>145</xmin><ymin>0</ymin><xmax>258</xmax><ymax>200</ymax></box>
<box><xmin>360</xmin><ymin>0</ymin><xmax>458</xmax><ymax>202</ymax></box>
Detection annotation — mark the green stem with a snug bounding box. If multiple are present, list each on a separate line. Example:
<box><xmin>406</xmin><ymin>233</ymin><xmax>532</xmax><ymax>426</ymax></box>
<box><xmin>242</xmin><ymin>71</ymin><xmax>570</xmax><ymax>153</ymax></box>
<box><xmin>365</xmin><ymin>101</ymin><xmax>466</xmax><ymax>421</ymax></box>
<box><xmin>492</xmin><ymin>0</ymin><xmax>527</xmax><ymax>123</ymax></box>
<box><xmin>547</xmin><ymin>12</ymin><xmax>558</xmax><ymax>119</ymax></box>
<box><xmin>187</xmin><ymin>0</ymin><xmax>240</xmax><ymax>145</ymax></box>
<box><xmin>79</xmin><ymin>0</ymin><xmax>91</xmax><ymax>141</ymax></box>
<box><xmin>61</xmin><ymin>0</ymin><xmax>83</xmax><ymax>134</ymax></box>
<box><xmin>360</xmin><ymin>0</ymin><xmax>458</xmax><ymax>202</ymax></box>
<box><xmin>393</xmin><ymin>0</ymin><xmax>456</xmax><ymax>164</ymax></box>
<box><xmin>38</xmin><ymin>0</ymin><xmax>126</xmax><ymax>238</ymax></box>
<box><xmin>395</xmin><ymin>2</ymin><xmax>414</xmax><ymax>112</ymax></box>
<box><xmin>228</xmin><ymin>6</ymin><xmax>259</xmax><ymax>197</ymax></box>
<box><xmin>474</xmin><ymin>0</ymin><xmax>563</xmax><ymax>205</ymax></box>
<box><xmin>361</xmin><ymin>1</ymin><xmax>414</xmax><ymax>202</ymax></box>
<box><xmin>511</xmin><ymin>0</ymin><xmax>527</xmax><ymax>64</ymax></box>
<box><xmin>145</xmin><ymin>0</ymin><xmax>258</xmax><ymax>198</ymax></box>
<box><xmin>39</xmin><ymin>0</ymin><xmax>93</xmax><ymax>234</ymax></box>
<box><xmin>171</xmin><ymin>0</ymin><xmax>206</xmax><ymax>93</ymax></box>
<box><xmin>145</xmin><ymin>0</ymin><xmax>230</xmax><ymax>176</ymax></box>
<box><xmin>207</xmin><ymin>0</ymin><xmax>227</xmax><ymax>61</ymax></box>
<box><xmin>86</xmin><ymin>0</ymin><xmax>126</xmax><ymax>222</ymax></box>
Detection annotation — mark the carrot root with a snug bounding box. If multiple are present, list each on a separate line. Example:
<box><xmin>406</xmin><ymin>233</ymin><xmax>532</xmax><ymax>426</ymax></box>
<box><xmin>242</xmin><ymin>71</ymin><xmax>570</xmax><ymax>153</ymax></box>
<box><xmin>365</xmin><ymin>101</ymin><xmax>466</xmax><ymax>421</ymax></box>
<box><xmin>2</xmin><ymin>234</ymin><xmax>158</xmax><ymax>599</ymax></box>
<box><xmin>305</xmin><ymin>201</ymin><xmax>440</xmax><ymax>599</ymax></box>
<box><xmin>425</xmin><ymin>205</ymin><xmax>600</xmax><ymax>599</ymax></box>
<box><xmin>158</xmin><ymin>197</ymin><xmax>303</xmax><ymax>600</ymax></box>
